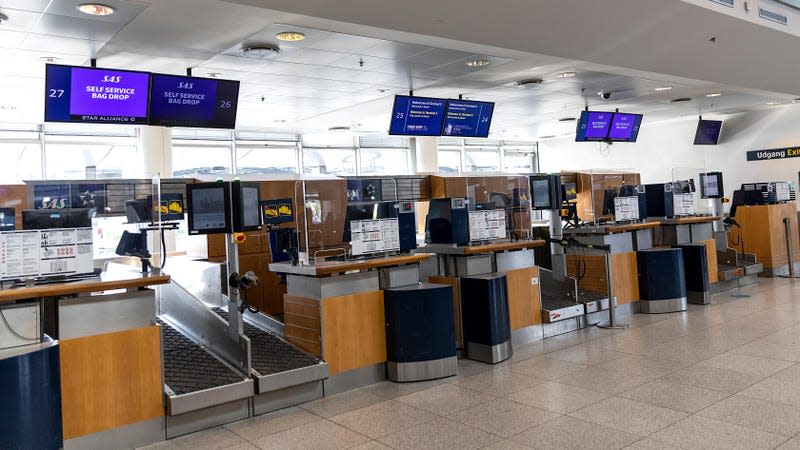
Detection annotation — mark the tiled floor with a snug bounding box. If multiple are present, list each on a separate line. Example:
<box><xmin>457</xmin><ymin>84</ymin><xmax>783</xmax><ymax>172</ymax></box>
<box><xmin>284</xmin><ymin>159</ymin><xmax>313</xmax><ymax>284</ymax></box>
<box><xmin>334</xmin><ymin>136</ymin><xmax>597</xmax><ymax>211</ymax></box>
<box><xmin>141</xmin><ymin>278</ymin><xmax>800</xmax><ymax>449</ymax></box>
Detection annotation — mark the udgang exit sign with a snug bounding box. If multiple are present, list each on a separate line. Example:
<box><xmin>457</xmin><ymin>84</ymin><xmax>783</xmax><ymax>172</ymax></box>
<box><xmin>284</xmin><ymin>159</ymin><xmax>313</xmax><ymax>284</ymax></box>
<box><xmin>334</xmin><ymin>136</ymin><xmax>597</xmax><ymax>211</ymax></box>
<box><xmin>747</xmin><ymin>146</ymin><xmax>800</xmax><ymax>161</ymax></box>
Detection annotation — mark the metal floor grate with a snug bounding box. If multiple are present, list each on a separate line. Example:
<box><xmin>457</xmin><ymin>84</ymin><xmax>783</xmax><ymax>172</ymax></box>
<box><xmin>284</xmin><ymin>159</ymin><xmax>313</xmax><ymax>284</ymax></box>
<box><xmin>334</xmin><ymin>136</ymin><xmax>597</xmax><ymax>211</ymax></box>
<box><xmin>213</xmin><ymin>309</ymin><xmax>321</xmax><ymax>375</ymax></box>
<box><xmin>159</xmin><ymin>319</ymin><xmax>244</xmax><ymax>396</ymax></box>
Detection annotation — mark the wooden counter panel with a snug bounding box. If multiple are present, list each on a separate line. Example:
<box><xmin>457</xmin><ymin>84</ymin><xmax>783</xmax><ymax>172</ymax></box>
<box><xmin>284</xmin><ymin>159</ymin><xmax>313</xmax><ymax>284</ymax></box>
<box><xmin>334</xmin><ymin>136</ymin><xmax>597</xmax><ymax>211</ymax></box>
<box><xmin>730</xmin><ymin>204</ymin><xmax>800</xmax><ymax>269</ymax></box>
<box><xmin>461</xmin><ymin>240</ymin><xmax>546</xmax><ymax>255</ymax></box>
<box><xmin>429</xmin><ymin>276</ymin><xmax>463</xmax><ymax>348</ymax></box>
<box><xmin>505</xmin><ymin>266</ymin><xmax>542</xmax><ymax>329</ymax></box>
<box><xmin>702</xmin><ymin>239</ymin><xmax>719</xmax><ymax>284</ymax></box>
<box><xmin>59</xmin><ymin>325</ymin><xmax>163</xmax><ymax>440</ymax></box>
<box><xmin>567</xmin><ymin>252</ymin><xmax>639</xmax><ymax>304</ymax></box>
<box><xmin>271</xmin><ymin>253</ymin><xmax>431</xmax><ymax>277</ymax></box>
<box><xmin>0</xmin><ymin>273</ymin><xmax>170</xmax><ymax>303</ymax></box>
<box><xmin>665</xmin><ymin>216</ymin><xmax>720</xmax><ymax>225</ymax></box>
<box><xmin>321</xmin><ymin>290</ymin><xmax>386</xmax><ymax>376</ymax></box>
<box><xmin>284</xmin><ymin>295</ymin><xmax>321</xmax><ymax>357</ymax></box>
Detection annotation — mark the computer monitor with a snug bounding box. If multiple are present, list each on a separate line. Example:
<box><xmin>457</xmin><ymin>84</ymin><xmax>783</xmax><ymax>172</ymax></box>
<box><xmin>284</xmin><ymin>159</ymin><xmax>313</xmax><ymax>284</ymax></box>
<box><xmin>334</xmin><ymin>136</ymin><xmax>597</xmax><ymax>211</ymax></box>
<box><xmin>694</xmin><ymin>119</ymin><xmax>723</xmax><ymax>145</ymax></box>
<box><xmin>699</xmin><ymin>172</ymin><xmax>724</xmax><ymax>199</ymax></box>
<box><xmin>0</xmin><ymin>207</ymin><xmax>15</xmax><ymax>231</ymax></box>
<box><xmin>232</xmin><ymin>182</ymin><xmax>262</xmax><ymax>232</ymax></box>
<box><xmin>531</xmin><ymin>175</ymin><xmax>562</xmax><ymax>210</ymax></box>
<box><xmin>22</xmin><ymin>208</ymin><xmax>92</xmax><ymax>230</ymax></box>
<box><xmin>187</xmin><ymin>182</ymin><xmax>232</xmax><ymax>235</ymax></box>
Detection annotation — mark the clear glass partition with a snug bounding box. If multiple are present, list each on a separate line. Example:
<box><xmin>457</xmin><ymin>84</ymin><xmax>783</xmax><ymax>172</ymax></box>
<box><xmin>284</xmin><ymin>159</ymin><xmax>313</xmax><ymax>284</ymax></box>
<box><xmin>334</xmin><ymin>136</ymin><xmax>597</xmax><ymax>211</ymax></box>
<box><xmin>463</xmin><ymin>174</ymin><xmax>531</xmax><ymax>241</ymax></box>
<box><xmin>671</xmin><ymin>167</ymin><xmax>711</xmax><ymax>216</ymax></box>
<box><xmin>584</xmin><ymin>169</ymin><xmax>639</xmax><ymax>225</ymax></box>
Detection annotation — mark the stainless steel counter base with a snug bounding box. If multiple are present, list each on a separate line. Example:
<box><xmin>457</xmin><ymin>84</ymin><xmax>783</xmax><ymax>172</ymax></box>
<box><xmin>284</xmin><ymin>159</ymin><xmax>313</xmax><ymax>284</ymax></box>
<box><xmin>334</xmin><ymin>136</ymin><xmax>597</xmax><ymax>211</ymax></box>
<box><xmin>711</xmin><ymin>275</ymin><xmax>759</xmax><ymax>293</ymax></box>
<box><xmin>166</xmin><ymin>398</ymin><xmax>250</xmax><ymax>439</ymax></box>
<box><xmin>511</xmin><ymin>325</ymin><xmax>544</xmax><ymax>346</ymax></box>
<box><xmin>252</xmin><ymin>381</ymin><xmax>323</xmax><ymax>416</ymax></box>
<box><xmin>64</xmin><ymin>416</ymin><xmax>165</xmax><ymax>450</ymax></box>
<box><xmin>687</xmin><ymin>290</ymin><xmax>711</xmax><ymax>305</ymax></box>
<box><xmin>640</xmin><ymin>297</ymin><xmax>688</xmax><ymax>314</ymax></box>
<box><xmin>323</xmin><ymin>363</ymin><xmax>386</xmax><ymax>396</ymax></box>
<box><xmin>466</xmin><ymin>340</ymin><xmax>512</xmax><ymax>364</ymax></box>
<box><xmin>388</xmin><ymin>356</ymin><xmax>457</xmax><ymax>382</ymax></box>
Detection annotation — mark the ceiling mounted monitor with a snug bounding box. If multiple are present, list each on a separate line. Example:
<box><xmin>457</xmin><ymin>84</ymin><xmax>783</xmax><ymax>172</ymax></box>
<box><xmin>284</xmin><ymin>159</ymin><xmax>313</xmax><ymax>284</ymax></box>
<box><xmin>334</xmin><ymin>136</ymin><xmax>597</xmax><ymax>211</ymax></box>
<box><xmin>388</xmin><ymin>95</ymin><xmax>446</xmax><ymax>136</ymax></box>
<box><xmin>608</xmin><ymin>113</ymin><xmax>643</xmax><ymax>142</ymax></box>
<box><xmin>441</xmin><ymin>99</ymin><xmax>495</xmax><ymax>138</ymax></box>
<box><xmin>148</xmin><ymin>73</ymin><xmax>240</xmax><ymax>129</ymax></box>
<box><xmin>694</xmin><ymin>119</ymin><xmax>723</xmax><ymax>145</ymax></box>
<box><xmin>575</xmin><ymin>111</ymin><xmax>613</xmax><ymax>142</ymax></box>
<box><xmin>44</xmin><ymin>64</ymin><xmax>150</xmax><ymax>124</ymax></box>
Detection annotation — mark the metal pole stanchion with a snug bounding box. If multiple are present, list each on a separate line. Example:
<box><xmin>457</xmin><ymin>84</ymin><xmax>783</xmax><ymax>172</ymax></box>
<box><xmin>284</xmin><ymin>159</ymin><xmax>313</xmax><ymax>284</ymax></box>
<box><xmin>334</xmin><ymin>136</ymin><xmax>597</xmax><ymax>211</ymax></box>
<box><xmin>784</xmin><ymin>217</ymin><xmax>796</xmax><ymax>278</ymax></box>
<box><xmin>597</xmin><ymin>250</ymin><xmax>629</xmax><ymax>329</ymax></box>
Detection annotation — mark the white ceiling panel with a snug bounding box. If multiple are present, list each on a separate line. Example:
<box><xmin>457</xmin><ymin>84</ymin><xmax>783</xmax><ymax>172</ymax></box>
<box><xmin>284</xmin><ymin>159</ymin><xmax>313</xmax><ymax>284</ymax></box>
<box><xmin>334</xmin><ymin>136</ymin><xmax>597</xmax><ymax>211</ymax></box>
<box><xmin>32</xmin><ymin>13</ymin><xmax>126</xmax><ymax>41</ymax></box>
<box><xmin>43</xmin><ymin>0</ymin><xmax>148</xmax><ymax>24</ymax></box>
<box><xmin>309</xmin><ymin>33</ymin><xmax>387</xmax><ymax>53</ymax></box>
<box><xmin>21</xmin><ymin>33</ymin><xmax>104</xmax><ymax>56</ymax></box>
<box><xmin>0</xmin><ymin>8</ymin><xmax>41</xmax><ymax>32</ymax></box>
<box><xmin>0</xmin><ymin>0</ymin><xmax>51</xmax><ymax>13</ymax></box>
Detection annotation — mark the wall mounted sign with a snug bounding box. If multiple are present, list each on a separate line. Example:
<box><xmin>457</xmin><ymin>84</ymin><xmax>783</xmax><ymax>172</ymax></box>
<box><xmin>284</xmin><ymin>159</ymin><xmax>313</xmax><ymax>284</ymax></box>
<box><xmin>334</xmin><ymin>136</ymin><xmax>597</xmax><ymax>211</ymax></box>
<box><xmin>746</xmin><ymin>146</ymin><xmax>800</xmax><ymax>161</ymax></box>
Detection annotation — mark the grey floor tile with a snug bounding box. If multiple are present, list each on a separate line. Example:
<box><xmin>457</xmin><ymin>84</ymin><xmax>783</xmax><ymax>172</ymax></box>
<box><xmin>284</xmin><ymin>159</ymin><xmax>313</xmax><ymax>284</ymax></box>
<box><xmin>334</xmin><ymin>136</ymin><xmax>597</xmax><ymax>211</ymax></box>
<box><xmin>740</xmin><ymin>377</ymin><xmax>800</xmax><ymax>407</ymax></box>
<box><xmin>221</xmin><ymin>444</ymin><xmax>259</xmax><ymax>450</ymax></box>
<box><xmin>546</xmin><ymin>344</ymin><xmax>627</xmax><ymax>366</ymax></box>
<box><xmin>377</xmin><ymin>417</ymin><xmax>500</xmax><ymax>450</ymax></box>
<box><xmin>224</xmin><ymin>406</ymin><xmax>320</xmax><ymax>442</ymax></box>
<box><xmin>395</xmin><ymin>382</ymin><xmax>495</xmax><ymax>416</ymax></box>
<box><xmin>595</xmin><ymin>354</ymin><xmax>689</xmax><ymax>379</ymax></box>
<box><xmin>618</xmin><ymin>379</ymin><xmax>730</xmax><ymax>413</ymax></box>
<box><xmin>650</xmin><ymin>415</ymin><xmax>787</xmax><ymax>450</ymax></box>
<box><xmin>622</xmin><ymin>438</ymin><xmax>681</xmax><ymax>449</ymax></box>
<box><xmin>776</xmin><ymin>438</ymin><xmax>800</xmax><ymax>449</ymax></box>
<box><xmin>555</xmin><ymin>366</ymin><xmax>650</xmax><ymax>395</ymax></box>
<box><xmin>448</xmin><ymin>397</ymin><xmax>560</xmax><ymax>437</ymax></box>
<box><xmin>252</xmin><ymin>419</ymin><xmax>369</xmax><ymax>450</ymax></box>
<box><xmin>569</xmin><ymin>396</ymin><xmax>687</xmax><ymax>437</ymax></box>
<box><xmin>661</xmin><ymin>364</ymin><xmax>762</xmax><ymax>394</ymax></box>
<box><xmin>509</xmin><ymin>355</ymin><xmax>586</xmax><ymax>380</ymax></box>
<box><xmin>300</xmin><ymin>388</ymin><xmax>385</xmax><ymax>418</ymax></box>
<box><xmin>137</xmin><ymin>427</ymin><xmax>245</xmax><ymax>450</ymax></box>
<box><xmin>329</xmin><ymin>399</ymin><xmax>437</xmax><ymax>439</ymax></box>
<box><xmin>507</xmin><ymin>380</ymin><xmax>609</xmax><ymax>414</ymax></box>
<box><xmin>481</xmin><ymin>438</ymin><xmax>534</xmax><ymax>449</ymax></box>
<box><xmin>450</xmin><ymin>366</ymin><xmax>547</xmax><ymax>396</ymax></box>
<box><xmin>348</xmin><ymin>441</ymin><xmax>394</xmax><ymax>450</ymax></box>
<box><xmin>360</xmin><ymin>378</ymin><xmax>448</xmax><ymax>400</ymax></box>
<box><xmin>510</xmin><ymin>415</ymin><xmax>641</xmax><ymax>450</ymax></box>
<box><xmin>698</xmin><ymin>351</ymin><xmax>794</xmax><ymax>377</ymax></box>
<box><xmin>697</xmin><ymin>394</ymin><xmax>800</xmax><ymax>436</ymax></box>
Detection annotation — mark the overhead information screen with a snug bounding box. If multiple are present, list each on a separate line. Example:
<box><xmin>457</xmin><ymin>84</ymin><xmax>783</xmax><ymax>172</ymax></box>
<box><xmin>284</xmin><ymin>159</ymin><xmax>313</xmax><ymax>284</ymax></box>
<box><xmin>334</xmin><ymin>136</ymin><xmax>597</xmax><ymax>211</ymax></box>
<box><xmin>388</xmin><ymin>95</ymin><xmax>446</xmax><ymax>136</ymax></box>
<box><xmin>694</xmin><ymin>119</ymin><xmax>723</xmax><ymax>145</ymax></box>
<box><xmin>149</xmin><ymin>74</ymin><xmax>240</xmax><ymax>128</ymax></box>
<box><xmin>442</xmin><ymin>100</ymin><xmax>495</xmax><ymax>137</ymax></box>
<box><xmin>608</xmin><ymin>113</ymin><xmax>643</xmax><ymax>142</ymax></box>
<box><xmin>44</xmin><ymin>64</ymin><xmax>150</xmax><ymax>124</ymax></box>
<box><xmin>575</xmin><ymin>111</ymin><xmax>613</xmax><ymax>141</ymax></box>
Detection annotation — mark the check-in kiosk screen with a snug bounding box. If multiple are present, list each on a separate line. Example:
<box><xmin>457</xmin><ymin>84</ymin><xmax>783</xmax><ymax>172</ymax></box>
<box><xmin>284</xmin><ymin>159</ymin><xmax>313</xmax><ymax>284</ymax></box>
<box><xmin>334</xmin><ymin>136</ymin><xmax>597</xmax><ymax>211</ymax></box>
<box><xmin>190</xmin><ymin>187</ymin><xmax>227</xmax><ymax>232</ymax></box>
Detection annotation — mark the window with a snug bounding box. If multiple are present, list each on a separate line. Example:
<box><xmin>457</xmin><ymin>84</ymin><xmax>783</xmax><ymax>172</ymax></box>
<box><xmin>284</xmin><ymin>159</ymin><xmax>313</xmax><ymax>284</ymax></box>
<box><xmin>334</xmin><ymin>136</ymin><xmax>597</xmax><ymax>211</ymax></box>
<box><xmin>0</xmin><ymin>128</ymin><xmax>42</xmax><ymax>183</ymax></box>
<box><xmin>171</xmin><ymin>129</ymin><xmax>233</xmax><ymax>177</ymax></box>
<box><xmin>234</xmin><ymin>131</ymin><xmax>300</xmax><ymax>175</ymax></box>
<box><xmin>438</xmin><ymin>151</ymin><xmax>461</xmax><ymax>173</ymax></box>
<box><xmin>303</xmin><ymin>148</ymin><xmax>356</xmax><ymax>175</ymax></box>
<box><xmin>44</xmin><ymin>125</ymin><xmax>140</xmax><ymax>179</ymax></box>
<box><xmin>359</xmin><ymin>148</ymin><xmax>409</xmax><ymax>175</ymax></box>
<box><xmin>503</xmin><ymin>142</ymin><xmax>537</xmax><ymax>173</ymax></box>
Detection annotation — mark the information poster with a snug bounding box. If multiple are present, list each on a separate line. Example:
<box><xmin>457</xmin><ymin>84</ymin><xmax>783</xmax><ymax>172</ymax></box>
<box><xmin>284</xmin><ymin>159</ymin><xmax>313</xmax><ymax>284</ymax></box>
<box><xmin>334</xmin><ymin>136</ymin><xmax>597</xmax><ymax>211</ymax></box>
<box><xmin>0</xmin><ymin>228</ymin><xmax>93</xmax><ymax>281</ymax></box>
<box><xmin>468</xmin><ymin>210</ymin><xmax>506</xmax><ymax>241</ymax></box>
<box><xmin>350</xmin><ymin>219</ymin><xmax>400</xmax><ymax>256</ymax></box>
<box><xmin>673</xmin><ymin>193</ymin><xmax>695</xmax><ymax>216</ymax></box>
<box><xmin>45</xmin><ymin>65</ymin><xmax>149</xmax><ymax>124</ymax></box>
<box><xmin>148</xmin><ymin>74</ymin><xmax>239</xmax><ymax>128</ymax></box>
<box><xmin>613</xmin><ymin>196</ymin><xmax>640</xmax><ymax>222</ymax></box>
<box><xmin>442</xmin><ymin>100</ymin><xmax>494</xmax><ymax>137</ymax></box>
<box><xmin>389</xmin><ymin>96</ymin><xmax>447</xmax><ymax>136</ymax></box>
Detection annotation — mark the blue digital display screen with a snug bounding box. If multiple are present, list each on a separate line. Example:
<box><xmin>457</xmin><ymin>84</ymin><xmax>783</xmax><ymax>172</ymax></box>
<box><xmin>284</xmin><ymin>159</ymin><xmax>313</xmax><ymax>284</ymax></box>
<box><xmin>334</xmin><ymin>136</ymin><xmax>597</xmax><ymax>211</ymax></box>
<box><xmin>442</xmin><ymin>100</ymin><xmax>495</xmax><ymax>138</ymax></box>
<box><xmin>388</xmin><ymin>95</ymin><xmax>446</xmax><ymax>136</ymax></box>
<box><xmin>608</xmin><ymin>113</ymin><xmax>643</xmax><ymax>142</ymax></box>
<box><xmin>694</xmin><ymin>119</ymin><xmax>723</xmax><ymax>145</ymax></box>
<box><xmin>575</xmin><ymin>111</ymin><xmax>613</xmax><ymax>142</ymax></box>
<box><xmin>148</xmin><ymin>74</ymin><xmax>240</xmax><ymax>128</ymax></box>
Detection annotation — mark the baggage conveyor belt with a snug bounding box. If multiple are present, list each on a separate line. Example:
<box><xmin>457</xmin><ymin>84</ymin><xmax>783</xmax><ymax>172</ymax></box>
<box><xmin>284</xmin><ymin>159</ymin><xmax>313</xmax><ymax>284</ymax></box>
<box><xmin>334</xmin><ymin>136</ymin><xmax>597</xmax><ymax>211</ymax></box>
<box><xmin>212</xmin><ymin>308</ymin><xmax>322</xmax><ymax>376</ymax></box>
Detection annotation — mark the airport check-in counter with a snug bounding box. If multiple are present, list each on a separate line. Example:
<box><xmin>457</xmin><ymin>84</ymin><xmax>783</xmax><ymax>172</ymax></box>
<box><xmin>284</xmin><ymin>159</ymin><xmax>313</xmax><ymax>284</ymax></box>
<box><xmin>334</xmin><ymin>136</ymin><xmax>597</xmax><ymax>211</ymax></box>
<box><xmin>562</xmin><ymin>222</ymin><xmax>658</xmax><ymax>317</ymax></box>
<box><xmin>422</xmin><ymin>240</ymin><xmax>546</xmax><ymax>346</ymax></box>
<box><xmin>0</xmin><ymin>268</ymin><xmax>170</xmax><ymax>450</ymax></box>
<box><xmin>728</xmin><ymin>203</ymin><xmax>800</xmax><ymax>277</ymax></box>
<box><xmin>270</xmin><ymin>253</ymin><xmax>431</xmax><ymax>394</ymax></box>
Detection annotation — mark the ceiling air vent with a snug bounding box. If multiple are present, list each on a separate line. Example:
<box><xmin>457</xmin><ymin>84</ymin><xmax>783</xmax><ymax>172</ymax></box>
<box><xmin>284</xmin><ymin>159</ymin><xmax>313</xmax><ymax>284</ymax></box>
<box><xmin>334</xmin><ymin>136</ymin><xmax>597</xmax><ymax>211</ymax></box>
<box><xmin>759</xmin><ymin>8</ymin><xmax>789</xmax><ymax>25</ymax></box>
<box><xmin>709</xmin><ymin>0</ymin><xmax>734</xmax><ymax>7</ymax></box>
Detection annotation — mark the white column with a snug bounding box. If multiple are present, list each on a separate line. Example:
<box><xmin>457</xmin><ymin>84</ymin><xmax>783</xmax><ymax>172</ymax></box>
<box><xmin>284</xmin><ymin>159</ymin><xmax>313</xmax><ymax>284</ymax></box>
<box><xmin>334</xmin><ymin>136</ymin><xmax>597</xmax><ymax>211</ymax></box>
<box><xmin>139</xmin><ymin>126</ymin><xmax>172</xmax><ymax>178</ymax></box>
<box><xmin>412</xmin><ymin>136</ymin><xmax>438</xmax><ymax>174</ymax></box>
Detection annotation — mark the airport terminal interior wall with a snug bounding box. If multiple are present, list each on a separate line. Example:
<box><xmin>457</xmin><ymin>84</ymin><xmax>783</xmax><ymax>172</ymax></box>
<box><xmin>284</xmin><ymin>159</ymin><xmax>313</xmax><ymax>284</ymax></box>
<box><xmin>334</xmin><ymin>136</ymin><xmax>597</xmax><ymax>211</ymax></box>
<box><xmin>538</xmin><ymin>105</ymin><xmax>800</xmax><ymax>212</ymax></box>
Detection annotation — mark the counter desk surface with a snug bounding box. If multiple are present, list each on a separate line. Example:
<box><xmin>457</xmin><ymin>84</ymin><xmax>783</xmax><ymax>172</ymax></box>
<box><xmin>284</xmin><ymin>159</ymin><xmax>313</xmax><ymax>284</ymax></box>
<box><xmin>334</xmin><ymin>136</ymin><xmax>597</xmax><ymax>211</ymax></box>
<box><xmin>420</xmin><ymin>239</ymin><xmax>546</xmax><ymax>255</ymax></box>
<box><xmin>659</xmin><ymin>216</ymin><xmax>720</xmax><ymax>225</ymax></box>
<box><xmin>0</xmin><ymin>271</ymin><xmax>171</xmax><ymax>303</ymax></box>
<box><xmin>269</xmin><ymin>253</ymin><xmax>432</xmax><ymax>277</ymax></box>
<box><xmin>564</xmin><ymin>222</ymin><xmax>661</xmax><ymax>236</ymax></box>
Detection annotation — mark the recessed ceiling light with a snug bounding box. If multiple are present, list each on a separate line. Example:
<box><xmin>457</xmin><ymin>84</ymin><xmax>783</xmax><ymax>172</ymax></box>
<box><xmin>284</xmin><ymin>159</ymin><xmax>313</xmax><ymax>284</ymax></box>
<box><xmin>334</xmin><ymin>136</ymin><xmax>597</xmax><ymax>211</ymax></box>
<box><xmin>241</xmin><ymin>44</ymin><xmax>280</xmax><ymax>59</ymax></box>
<box><xmin>539</xmin><ymin>135</ymin><xmax>556</xmax><ymax>139</ymax></box>
<box><xmin>0</xmin><ymin>12</ymin><xmax>8</xmax><ymax>24</ymax></box>
<box><xmin>466</xmin><ymin>59</ymin><xmax>491</xmax><ymax>68</ymax></box>
<box><xmin>206</xmin><ymin>72</ymin><xmax>221</xmax><ymax>78</ymax></box>
<box><xmin>555</xmin><ymin>71</ymin><xmax>576</xmax><ymax>78</ymax></box>
<box><xmin>670</xmin><ymin>97</ymin><xmax>692</xmax><ymax>103</ymax></box>
<box><xmin>377</xmin><ymin>88</ymin><xmax>389</xmax><ymax>93</ymax></box>
<box><xmin>276</xmin><ymin>31</ymin><xmax>306</xmax><ymax>42</ymax></box>
<box><xmin>328</xmin><ymin>126</ymin><xmax>351</xmax><ymax>132</ymax></box>
<box><xmin>767</xmin><ymin>101</ymin><xmax>781</xmax><ymax>105</ymax></box>
<box><xmin>515</xmin><ymin>79</ymin><xmax>544</xmax><ymax>88</ymax></box>
<box><xmin>77</xmin><ymin>3</ymin><xmax>115</xmax><ymax>16</ymax></box>
<box><xmin>706</xmin><ymin>92</ymin><xmax>722</xmax><ymax>97</ymax></box>
<box><xmin>40</xmin><ymin>56</ymin><xmax>61</xmax><ymax>63</ymax></box>
<box><xmin>654</xmin><ymin>86</ymin><xmax>673</xmax><ymax>92</ymax></box>
<box><xmin>558</xmin><ymin>117</ymin><xmax>577</xmax><ymax>122</ymax></box>
<box><xmin>273</xmin><ymin>119</ymin><xmax>287</xmax><ymax>123</ymax></box>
